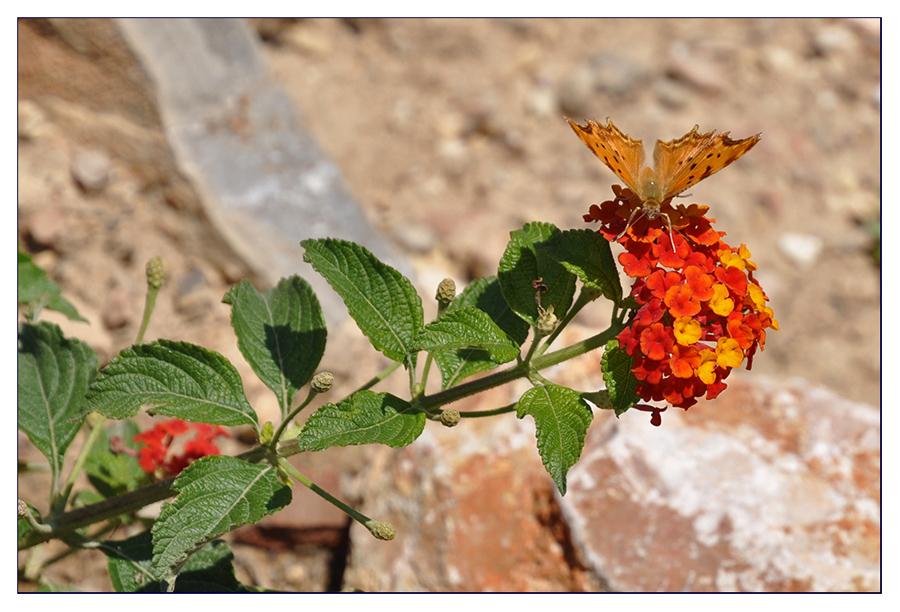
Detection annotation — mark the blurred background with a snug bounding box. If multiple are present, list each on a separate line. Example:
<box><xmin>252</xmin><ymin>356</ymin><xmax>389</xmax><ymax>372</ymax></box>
<box><xmin>18</xmin><ymin>18</ymin><xmax>880</xmax><ymax>592</ymax></box>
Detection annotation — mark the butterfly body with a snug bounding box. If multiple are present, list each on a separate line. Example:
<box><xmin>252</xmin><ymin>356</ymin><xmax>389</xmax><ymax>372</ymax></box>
<box><xmin>567</xmin><ymin>117</ymin><xmax>761</xmax><ymax>220</ymax></box>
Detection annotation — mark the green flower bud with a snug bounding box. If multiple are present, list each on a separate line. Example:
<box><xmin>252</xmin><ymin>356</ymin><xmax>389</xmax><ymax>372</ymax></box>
<box><xmin>435</xmin><ymin>278</ymin><xmax>456</xmax><ymax>305</ymax></box>
<box><xmin>440</xmin><ymin>408</ymin><xmax>461</xmax><ymax>427</ymax></box>
<box><xmin>311</xmin><ymin>372</ymin><xmax>334</xmax><ymax>394</ymax></box>
<box><xmin>366</xmin><ymin>520</ymin><xmax>396</xmax><ymax>541</ymax></box>
<box><xmin>146</xmin><ymin>256</ymin><xmax>164</xmax><ymax>289</ymax></box>
<box><xmin>259</xmin><ymin>421</ymin><xmax>275</xmax><ymax>445</ymax></box>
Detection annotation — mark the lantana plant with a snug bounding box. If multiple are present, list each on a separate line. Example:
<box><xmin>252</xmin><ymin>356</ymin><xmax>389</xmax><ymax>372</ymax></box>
<box><xmin>18</xmin><ymin>144</ymin><xmax>777</xmax><ymax>592</ymax></box>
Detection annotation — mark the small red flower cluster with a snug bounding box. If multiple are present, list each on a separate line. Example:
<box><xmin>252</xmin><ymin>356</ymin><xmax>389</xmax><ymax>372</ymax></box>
<box><xmin>586</xmin><ymin>186</ymin><xmax>779</xmax><ymax>416</ymax></box>
<box><xmin>132</xmin><ymin>419</ymin><xmax>229</xmax><ymax>477</ymax></box>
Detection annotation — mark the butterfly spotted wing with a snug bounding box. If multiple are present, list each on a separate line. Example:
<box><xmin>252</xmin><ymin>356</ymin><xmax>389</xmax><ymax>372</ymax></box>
<box><xmin>566</xmin><ymin>117</ymin><xmax>645</xmax><ymax>195</ymax></box>
<box><xmin>653</xmin><ymin>126</ymin><xmax>761</xmax><ymax>201</ymax></box>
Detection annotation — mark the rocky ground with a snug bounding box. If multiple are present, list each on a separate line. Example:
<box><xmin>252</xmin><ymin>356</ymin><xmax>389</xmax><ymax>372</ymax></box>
<box><xmin>18</xmin><ymin>18</ymin><xmax>880</xmax><ymax>592</ymax></box>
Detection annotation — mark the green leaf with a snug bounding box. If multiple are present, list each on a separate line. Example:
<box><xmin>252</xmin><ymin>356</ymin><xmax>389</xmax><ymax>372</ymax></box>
<box><xmin>224</xmin><ymin>276</ymin><xmax>327</xmax><ymax>414</ymax></box>
<box><xmin>434</xmin><ymin>276</ymin><xmax>530</xmax><ymax>388</ymax></box>
<box><xmin>601</xmin><ymin>339</ymin><xmax>641</xmax><ymax>416</ymax></box>
<box><xmin>82</xmin><ymin>340</ymin><xmax>259</xmax><ymax>433</ymax></box>
<box><xmin>18</xmin><ymin>322</ymin><xmax>97</xmax><ymax>483</ymax></box>
<box><xmin>517</xmin><ymin>384</ymin><xmax>593</xmax><ymax>496</ymax></box>
<box><xmin>297</xmin><ymin>390</ymin><xmax>425</xmax><ymax>450</ymax></box>
<box><xmin>498</xmin><ymin>222</ymin><xmax>577</xmax><ymax>326</ymax></box>
<box><xmin>18</xmin><ymin>249</ymin><xmax>86</xmax><ymax>322</ymax></box>
<box><xmin>151</xmin><ymin>456</ymin><xmax>291</xmax><ymax>589</ymax></box>
<box><xmin>542</xmin><ymin>229</ymin><xmax>622</xmax><ymax>302</ymax></box>
<box><xmin>106</xmin><ymin>530</ymin><xmax>243</xmax><ymax>593</ymax></box>
<box><xmin>413</xmin><ymin>307</ymin><xmax>520</xmax><ymax>363</ymax></box>
<box><xmin>302</xmin><ymin>238</ymin><xmax>423</xmax><ymax>363</ymax></box>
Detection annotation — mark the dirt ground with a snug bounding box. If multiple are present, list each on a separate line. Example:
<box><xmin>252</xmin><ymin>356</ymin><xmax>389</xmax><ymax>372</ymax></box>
<box><xmin>17</xmin><ymin>18</ymin><xmax>880</xmax><ymax>592</ymax></box>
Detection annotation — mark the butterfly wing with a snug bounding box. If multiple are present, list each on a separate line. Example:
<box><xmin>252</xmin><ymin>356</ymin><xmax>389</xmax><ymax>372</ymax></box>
<box><xmin>653</xmin><ymin>126</ymin><xmax>761</xmax><ymax>201</ymax></box>
<box><xmin>567</xmin><ymin>117</ymin><xmax>645</xmax><ymax>194</ymax></box>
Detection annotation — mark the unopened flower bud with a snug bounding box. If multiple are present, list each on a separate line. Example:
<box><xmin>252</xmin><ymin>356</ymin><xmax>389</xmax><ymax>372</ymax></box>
<box><xmin>146</xmin><ymin>257</ymin><xmax>164</xmax><ymax>289</ymax></box>
<box><xmin>311</xmin><ymin>372</ymin><xmax>334</xmax><ymax>394</ymax></box>
<box><xmin>440</xmin><ymin>408</ymin><xmax>461</xmax><ymax>428</ymax></box>
<box><xmin>259</xmin><ymin>421</ymin><xmax>274</xmax><ymax>445</ymax></box>
<box><xmin>18</xmin><ymin>499</ymin><xmax>27</xmax><ymax>519</ymax></box>
<box><xmin>435</xmin><ymin>278</ymin><xmax>456</xmax><ymax>305</ymax></box>
<box><xmin>366</xmin><ymin>520</ymin><xmax>396</xmax><ymax>541</ymax></box>
<box><xmin>535</xmin><ymin>306</ymin><xmax>559</xmax><ymax>337</ymax></box>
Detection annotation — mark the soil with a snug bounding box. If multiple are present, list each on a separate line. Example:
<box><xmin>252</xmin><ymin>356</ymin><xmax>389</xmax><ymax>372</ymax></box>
<box><xmin>17</xmin><ymin>18</ymin><xmax>880</xmax><ymax>592</ymax></box>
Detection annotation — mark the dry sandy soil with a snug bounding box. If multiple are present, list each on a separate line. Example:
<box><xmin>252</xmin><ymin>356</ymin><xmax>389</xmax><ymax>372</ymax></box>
<box><xmin>17</xmin><ymin>18</ymin><xmax>880</xmax><ymax>591</ymax></box>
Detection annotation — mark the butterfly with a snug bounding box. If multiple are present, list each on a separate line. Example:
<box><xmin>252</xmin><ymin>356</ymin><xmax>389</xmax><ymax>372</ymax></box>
<box><xmin>566</xmin><ymin>117</ymin><xmax>761</xmax><ymax>236</ymax></box>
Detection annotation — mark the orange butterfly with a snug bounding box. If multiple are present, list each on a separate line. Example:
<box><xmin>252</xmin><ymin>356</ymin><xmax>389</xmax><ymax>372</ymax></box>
<box><xmin>566</xmin><ymin>117</ymin><xmax>761</xmax><ymax>231</ymax></box>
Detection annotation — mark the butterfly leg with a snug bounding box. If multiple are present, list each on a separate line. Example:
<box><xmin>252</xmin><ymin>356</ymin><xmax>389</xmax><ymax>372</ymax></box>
<box><xmin>661</xmin><ymin>212</ymin><xmax>677</xmax><ymax>251</ymax></box>
<box><xmin>616</xmin><ymin>207</ymin><xmax>645</xmax><ymax>241</ymax></box>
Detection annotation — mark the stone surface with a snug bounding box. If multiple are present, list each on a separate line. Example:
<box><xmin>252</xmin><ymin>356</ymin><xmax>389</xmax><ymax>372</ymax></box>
<box><xmin>563</xmin><ymin>376</ymin><xmax>879</xmax><ymax>592</ymax></box>
<box><xmin>344</xmin><ymin>376</ymin><xmax>879</xmax><ymax>592</ymax></box>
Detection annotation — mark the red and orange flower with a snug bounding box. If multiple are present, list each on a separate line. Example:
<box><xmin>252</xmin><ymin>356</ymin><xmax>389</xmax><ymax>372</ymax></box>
<box><xmin>132</xmin><ymin>419</ymin><xmax>230</xmax><ymax>478</ymax></box>
<box><xmin>587</xmin><ymin>186</ymin><xmax>779</xmax><ymax>420</ymax></box>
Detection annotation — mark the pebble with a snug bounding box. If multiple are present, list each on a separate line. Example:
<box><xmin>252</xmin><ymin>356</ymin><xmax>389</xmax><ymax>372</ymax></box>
<box><xmin>870</xmin><ymin>84</ymin><xmax>880</xmax><ymax>107</ymax></box>
<box><xmin>654</xmin><ymin>77</ymin><xmax>692</xmax><ymax>109</ymax></box>
<box><xmin>526</xmin><ymin>86</ymin><xmax>557</xmax><ymax>118</ymax></box>
<box><xmin>438</xmin><ymin>138</ymin><xmax>470</xmax><ymax>175</ymax></box>
<box><xmin>778</xmin><ymin>232</ymin><xmax>824</xmax><ymax>268</ymax></box>
<box><xmin>759</xmin><ymin>46</ymin><xmax>798</xmax><ymax>75</ymax></box>
<box><xmin>26</xmin><ymin>206</ymin><xmax>66</xmax><ymax>248</ymax></box>
<box><xmin>812</xmin><ymin>24</ymin><xmax>856</xmax><ymax>56</ymax></box>
<box><xmin>558</xmin><ymin>64</ymin><xmax>595</xmax><ymax>117</ymax></box>
<box><xmin>589</xmin><ymin>52</ymin><xmax>644</xmax><ymax>97</ymax></box>
<box><xmin>394</xmin><ymin>222</ymin><xmax>436</xmax><ymax>255</ymax></box>
<box><xmin>71</xmin><ymin>149</ymin><xmax>112</xmax><ymax>192</ymax></box>
<box><xmin>667</xmin><ymin>41</ymin><xmax>725</xmax><ymax>92</ymax></box>
<box><xmin>18</xmin><ymin>100</ymin><xmax>48</xmax><ymax>141</ymax></box>
<box><xmin>102</xmin><ymin>285</ymin><xmax>133</xmax><ymax>330</ymax></box>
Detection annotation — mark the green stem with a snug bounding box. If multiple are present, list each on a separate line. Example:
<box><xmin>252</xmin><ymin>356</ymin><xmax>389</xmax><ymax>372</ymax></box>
<box><xmin>354</xmin><ymin>360</ymin><xmax>403</xmax><ymax>394</ymax></box>
<box><xmin>136</xmin><ymin>260</ymin><xmax>162</xmax><ymax>345</ymax></box>
<box><xmin>19</xmin><ymin>445</ymin><xmax>270</xmax><ymax>550</ymax></box>
<box><xmin>538</xmin><ymin>287</ymin><xmax>598</xmax><ymax>355</ymax></box>
<box><xmin>52</xmin><ymin>416</ymin><xmax>107</xmax><ymax>514</ymax></box>
<box><xmin>277</xmin><ymin>458</ymin><xmax>372</xmax><ymax>526</ymax></box>
<box><xmin>270</xmin><ymin>390</ymin><xmax>317</xmax><ymax>447</ymax></box>
<box><xmin>457</xmin><ymin>403</ymin><xmax>518</xmax><ymax>418</ymax></box>
<box><xmin>418</xmin><ymin>321</ymin><xmax>624</xmax><ymax>413</ymax></box>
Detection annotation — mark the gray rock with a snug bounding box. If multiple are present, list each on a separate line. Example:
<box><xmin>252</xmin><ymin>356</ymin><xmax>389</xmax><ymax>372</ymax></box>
<box><xmin>116</xmin><ymin>19</ymin><xmax>408</xmax><ymax>324</ymax></box>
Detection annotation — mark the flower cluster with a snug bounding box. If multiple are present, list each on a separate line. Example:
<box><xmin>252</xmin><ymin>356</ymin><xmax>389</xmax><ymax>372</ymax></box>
<box><xmin>132</xmin><ymin>419</ymin><xmax>229</xmax><ymax>478</ymax></box>
<box><xmin>586</xmin><ymin>186</ymin><xmax>779</xmax><ymax>418</ymax></box>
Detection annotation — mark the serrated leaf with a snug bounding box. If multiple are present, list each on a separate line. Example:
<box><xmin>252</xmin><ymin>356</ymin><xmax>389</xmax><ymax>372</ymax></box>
<box><xmin>413</xmin><ymin>307</ymin><xmax>520</xmax><ymax>363</ymax></box>
<box><xmin>542</xmin><ymin>229</ymin><xmax>622</xmax><ymax>302</ymax></box>
<box><xmin>18</xmin><ymin>249</ymin><xmax>86</xmax><ymax>322</ymax></box>
<box><xmin>302</xmin><ymin>238</ymin><xmax>423</xmax><ymax>363</ymax></box>
<box><xmin>601</xmin><ymin>340</ymin><xmax>641</xmax><ymax>416</ymax></box>
<box><xmin>151</xmin><ymin>456</ymin><xmax>291</xmax><ymax>588</ymax></box>
<box><xmin>18</xmin><ymin>322</ymin><xmax>97</xmax><ymax>484</ymax></box>
<box><xmin>434</xmin><ymin>276</ymin><xmax>530</xmax><ymax>388</ymax></box>
<box><xmin>224</xmin><ymin>276</ymin><xmax>326</xmax><ymax>414</ymax></box>
<box><xmin>517</xmin><ymin>384</ymin><xmax>593</xmax><ymax>496</ymax></box>
<box><xmin>498</xmin><ymin>222</ymin><xmax>577</xmax><ymax>326</ymax></box>
<box><xmin>105</xmin><ymin>530</ymin><xmax>242</xmax><ymax>593</ymax></box>
<box><xmin>82</xmin><ymin>340</ymin><xmax>258</xmax><ymax>433</ymax></box>
<box><xmin>297</xmin><ymin>390</ymin><xmax>425</xmax><ymax>450</ymax></box>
